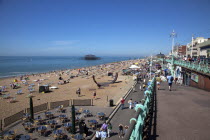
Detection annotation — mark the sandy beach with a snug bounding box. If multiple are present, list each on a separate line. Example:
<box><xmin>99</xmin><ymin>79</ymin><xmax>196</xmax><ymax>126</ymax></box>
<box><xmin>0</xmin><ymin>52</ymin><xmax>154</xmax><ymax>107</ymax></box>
<box><xmin>0</xmin><ymin>59</ymin><xmax>146</xmax><ymax>120</ymax></box>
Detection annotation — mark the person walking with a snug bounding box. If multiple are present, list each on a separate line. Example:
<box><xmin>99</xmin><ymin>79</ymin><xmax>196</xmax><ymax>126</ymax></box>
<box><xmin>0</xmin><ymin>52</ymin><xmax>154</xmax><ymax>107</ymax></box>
<box><xmin>132</xmin><ymin>85</ymin><xmax>135</xmax><ymax>92</ymax></box>
<box><xmin>76</xmin><ymin>88</ymin><xmax>81</xmax><ymax>97</ymax></box>
<box><xmin>100</xmin><ymin>129</ymin><xmax>107</xmax><ymax>140</ymax></box>
<box><xmin>101</xmin><ymin>122</ymin><xmax>108</xmax><ymax>132</ymax></box>
<box><xmin>167</xmin><ymin>73</ymin><xmax>174</xmax><ymax>91</ymax></box>
<box><xmin>124</xmin><ymin>125</ymin><xmax>129</xmax><ymax>136</ymax></box>
<box><xmin>156</xmin><ymin>75</ymin><xmax>161</xmax><ymax>90</ymax></box>
<box><xmin>93</xmin><ymin>91</ymin><xmax>96</xmax><ymax>99</ymax></box>
<box><xmin>95</xmin><ymin>128</ymin><xmax>101</xmax><ymax>140</ymax></box>
<box><xmin>120</xmin><ymin>98</ymin><xmax>125</xmax><ymax>110</ymax></box>
<box><xmin>128</xmin><ymin>99</ymin><xmax>133</xmax><ymax>109</ymax></box>
<box><xmin>118</xmin><ymin>124</ymin><xmax>124</xmax><ymax>138</ymax></box>
<box><xmin>107</xmin><ymin>122</ymin><xmax>112</xmax><ymax>138</ymax></box>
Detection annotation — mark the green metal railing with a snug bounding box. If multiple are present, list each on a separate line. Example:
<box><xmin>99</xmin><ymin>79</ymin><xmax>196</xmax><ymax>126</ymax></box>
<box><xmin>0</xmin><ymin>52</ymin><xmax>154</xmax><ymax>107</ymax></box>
<box><xmin>125</xmin><ymin>77</ymin><xmax>156</xmax><ymax>140</ymax></box>
<box><xmin>161</xmin><ymin>58</ymin><xmax>210</xmax><ymax>74</ymax></box>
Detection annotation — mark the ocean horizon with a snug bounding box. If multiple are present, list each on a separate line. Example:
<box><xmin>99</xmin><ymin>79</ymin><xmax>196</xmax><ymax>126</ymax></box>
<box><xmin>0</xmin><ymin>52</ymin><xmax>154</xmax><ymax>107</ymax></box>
<box><xmin>0</xmin><ymin>56</ymin><xmax>143</xmax><ymax>78</ymax></box>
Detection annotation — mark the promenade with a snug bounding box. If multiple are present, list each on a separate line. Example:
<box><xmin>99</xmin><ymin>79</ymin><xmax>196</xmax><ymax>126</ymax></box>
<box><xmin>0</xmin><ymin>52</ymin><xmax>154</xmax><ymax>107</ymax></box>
<box><xmin>155</xmin><ymin>82</ymin><xmax>210</xmax><ymax>140</ymax></box>
<box><xmin>107</xmin><ymin>82</ymin><xmax>145</xmax><ymax>140</ymax></box>
<box><xmin>106</xmin><ymin>80</ymin><xmax>210</xmax><ymax>140</ymax></box>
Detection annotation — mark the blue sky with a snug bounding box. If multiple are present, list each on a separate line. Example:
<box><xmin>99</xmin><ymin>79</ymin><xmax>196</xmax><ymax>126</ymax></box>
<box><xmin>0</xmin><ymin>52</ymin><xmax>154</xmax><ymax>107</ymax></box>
<box><xmin>0</xmin><ymin>0</ymin><xmax>210</xmax><ymax>57</ymax></box>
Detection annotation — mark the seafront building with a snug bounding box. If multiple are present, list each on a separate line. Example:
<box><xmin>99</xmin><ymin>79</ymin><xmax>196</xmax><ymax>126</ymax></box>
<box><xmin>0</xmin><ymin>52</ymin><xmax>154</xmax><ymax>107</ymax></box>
<box><xmin>172</xmin><ymin>37</ymin><xmax>210</xmax><ymax>59</ymax></box>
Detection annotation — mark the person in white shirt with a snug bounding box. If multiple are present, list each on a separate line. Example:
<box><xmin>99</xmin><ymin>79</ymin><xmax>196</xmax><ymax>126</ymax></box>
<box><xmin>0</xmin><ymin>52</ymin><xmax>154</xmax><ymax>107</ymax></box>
<box><xmin>95</xmin><ymin>128</ymin><xmax>101</xmax><ymax>140</ymax></box>
<box><xmin>100</xmin><ymin>129</ymin><xmax>107</xmax><ymax>140</ymax></box>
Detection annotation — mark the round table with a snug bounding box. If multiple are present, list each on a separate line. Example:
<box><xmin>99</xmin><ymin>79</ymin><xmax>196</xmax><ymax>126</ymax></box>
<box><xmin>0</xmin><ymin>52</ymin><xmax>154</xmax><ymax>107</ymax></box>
<box><xmin>88</xmin><ymin>119</ymin><xmax>97</xmax><ymax>124</ymax></box>
<box><xmin>97</xmin><ymin>112</ymin><xmax>105</xmax><ymax>117</ymax></box>
<box><xmin>37</xmin><ymin>125</ymin><xmax>47</xmax><ymax>131</ymax></box>
<box><xmin>23</xmin><ymin>122</ymin><xmax>33</xmax><ymax>126</ymax></box>
<box><xmin>47</xmin><ymin>120</ymin><xmax>56</xmax><ymax>125</ymax></box>
<box><xmin>83</xmin><ymin>110</ymin><xmax>90</xmax><ymax>114</ymax></box>
<box><xmin>59</xmin><ymin>114</ymin><xmax>67</xmax><ymax>118</ymax></box>
<box><xmin>45</xmin><ymin>112</ymin><xmax>53</xmax><ymax>118</ymax></box>
<box><xmin>64</xmin><ymin>122</ymin><xmax>72</xmax><ymax>127</ymax></box>
<box><xmin>20</xmin><ymin>135</ymin><xmax>31</xmax><ymax>140</ymax></box>
<box><xmin>53</xmin><ymin>129</ymin><xmax>62</xmax><ymax>135</ymax></box>
<box><xmin>4</xmin><ymin>131</ymin><xmax>15</xmax><ymax>140</ymax></box>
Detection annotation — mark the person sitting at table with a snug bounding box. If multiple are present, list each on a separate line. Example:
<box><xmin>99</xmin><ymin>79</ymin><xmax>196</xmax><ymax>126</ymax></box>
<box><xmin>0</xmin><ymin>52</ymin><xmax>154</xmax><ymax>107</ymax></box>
<box><xmin>79</xmin><ymin>120</ymin><xmax>88</xmax><ymax>136</ymax></box>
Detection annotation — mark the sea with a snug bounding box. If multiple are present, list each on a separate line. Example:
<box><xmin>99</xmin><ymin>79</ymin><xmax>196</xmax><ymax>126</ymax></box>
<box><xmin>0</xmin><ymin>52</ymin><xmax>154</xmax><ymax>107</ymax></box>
<box><xmin>0</xmin><ymin>56</ymin><xmax>141</xmax><ymax>78</ymax></box>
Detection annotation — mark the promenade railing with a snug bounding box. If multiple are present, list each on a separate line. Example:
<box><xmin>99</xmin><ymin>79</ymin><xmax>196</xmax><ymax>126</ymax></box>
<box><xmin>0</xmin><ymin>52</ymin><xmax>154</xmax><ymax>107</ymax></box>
<box><xmin>161</xmin><ymin>58</ymin><xmax>210</xmax><ymax>74</ymax></box>
<box><xmin>124</xmin><ymin>77</ymin><xmax>156</xmax><ymax>140</ymax></box>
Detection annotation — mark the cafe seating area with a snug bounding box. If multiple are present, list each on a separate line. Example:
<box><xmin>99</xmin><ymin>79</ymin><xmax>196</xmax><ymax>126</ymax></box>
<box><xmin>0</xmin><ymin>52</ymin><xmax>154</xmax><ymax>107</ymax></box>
<box><xmin>2</xmin><ymin>106</ymin><xmax>111</xmax><ymax>140</ymax></box>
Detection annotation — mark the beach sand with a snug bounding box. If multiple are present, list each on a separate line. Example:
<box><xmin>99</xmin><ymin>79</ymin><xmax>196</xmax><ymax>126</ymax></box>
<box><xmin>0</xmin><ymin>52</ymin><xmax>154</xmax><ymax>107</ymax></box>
<box><xmin>0</xmin><ymin>59</ymin><xmax>146</xmax><ymax>120</ymax></box>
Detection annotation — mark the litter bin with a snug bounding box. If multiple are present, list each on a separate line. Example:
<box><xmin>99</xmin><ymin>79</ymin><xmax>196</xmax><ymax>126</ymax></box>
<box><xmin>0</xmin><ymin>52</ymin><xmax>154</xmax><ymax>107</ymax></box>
<box><xmin>109</xmin><ymin>99</ymin><xmax>114</xmax><ymax>107</ymax></box>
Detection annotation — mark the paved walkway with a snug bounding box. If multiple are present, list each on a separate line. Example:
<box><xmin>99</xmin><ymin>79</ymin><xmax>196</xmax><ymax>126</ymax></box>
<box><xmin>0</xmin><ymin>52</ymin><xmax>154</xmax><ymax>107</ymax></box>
<box><xmin>155</xmin><ymin>82</ymin><xmax>210</xmax><ymax>140</ymax></box>
<box><xmin>108</xmin><ymin>82</ymin><xmax>145</xmax><ymax>140</ymax></box>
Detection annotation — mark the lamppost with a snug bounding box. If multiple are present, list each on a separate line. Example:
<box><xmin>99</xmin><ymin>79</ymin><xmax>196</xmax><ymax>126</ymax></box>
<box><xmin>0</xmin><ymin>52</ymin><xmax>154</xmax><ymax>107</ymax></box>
<box><xmin>29</xmin><ymin>96</ymin><xmax>34</xmax><ymax>122</ymax></box>
<box><xmin>191</xmin><ymin>34</ymin><xmax>194</xmax><ymax>58</ymax></box>
<box><xmin>150</xmin><ymin>55</ymin><xmax>152</xmax><ymax>80</ymax></box>
<box><xmin>170</xmin><ymin>30</ymin><xmax>177</xmax><ymax>77</ymax></box>
<box><xmin>170</xmin><ymin>30</ymin><xmax>177</xmax><ymax>55</ymax></box>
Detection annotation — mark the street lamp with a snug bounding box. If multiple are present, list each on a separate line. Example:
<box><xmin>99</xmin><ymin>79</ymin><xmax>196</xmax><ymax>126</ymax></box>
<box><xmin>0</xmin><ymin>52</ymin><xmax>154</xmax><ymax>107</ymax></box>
<box><xmin>191</xmin><ymin>34</ymin><xmax>194</xmax><ymax>58</ymax></box>
<box><xmin>150</xmin><ymin>55</ymin><xmax>152</xmax><ymax>80</ymax></box>
<box><xmin>170</xmin><ymin>30</ymin><xmax>177</xmax><ymax>56</ymax></box>
<box><xmin>170</xmin><ymin>30</ymin><xmax>177</xmax><ymax>77</ymax></box>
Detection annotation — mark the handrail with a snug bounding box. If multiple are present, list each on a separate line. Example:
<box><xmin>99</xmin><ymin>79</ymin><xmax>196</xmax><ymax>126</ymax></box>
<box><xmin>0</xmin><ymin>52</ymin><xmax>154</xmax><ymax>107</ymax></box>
<box><xmin>159</xmin><ymin>58</ymin><xmax>210</xmax><ymax>74</ymax></box>
<box><xmin>125</xmin><ymin>77</ymin><xmax>156</xmax><ymax>140</ymax></box>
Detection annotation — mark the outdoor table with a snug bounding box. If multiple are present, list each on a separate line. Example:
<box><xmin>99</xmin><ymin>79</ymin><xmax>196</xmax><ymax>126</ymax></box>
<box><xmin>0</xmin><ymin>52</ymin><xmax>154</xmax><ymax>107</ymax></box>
<box><xmin>53</xmin><ymin>129</ymin><xmax>63</xmax><ymax>139</ymax></box>
<box><xmin>47</xmin><ymin>120</ymin><xmax>56</xmax><ymax>125</ymax></box>
<box><xmin>83</xmin><ymin>110</ymin><xmax>90</xmax><ymax>114</ymax></box>
<box><xmin>97</xmin><ymin>112</ymin><xmax>105</xmax><ymax>119</ymax></box>
<box><xmin>88</xmin><ymin>120</ymin><xmax>98</xmax><ymax>129</ymax></box>
<box><xmin>53</xmin><ymin>129</ymin><xmax>62</xmax><ymax>135</ymax></box>
<box><xmin>64</xmin><ymin>122</ymin><xmax>72</xmax><ymax>127</ymax></box>
<box><xmin>88</xmin><ymin>119</ymin><xmax>97</xmax><ymax>124</ymax></box>
<box><xmin>20</xmin><ymin>135</ymin><xmax>31</xmax><ymax>140</ymax></box>
<box><xmin>34</xmin><ymin>116</ymin><xmax>43</xmax><ymax>123</ymax></box>
<box><xmin>64</xmin><ymin>122</ymin><xmax>72</xmax><ymax>128</ymax></box>
<box><xmin>22</xmin><ymin>113</ymin><xmax>30</xmax><ymax>120</ymax></box>
<box><xmin>37</xmin><ymin>125</ymin><xmax>47</xmax><ymax>133</ymax></box>
<box><xmin>83</xmin><ymin>109</ymin><xmax>92</xmax><ymax>117</ymax></box>
<box><xmin>57</xmin><ymin>105</ymin><xmax>64</xmax><ymax>112</ymax></box>
<box><xmin>72</xmin><ymin>108</ymin><xmax>80</xmax><ymax>114</ymax></box>
<box><xmin>23</xmin><ymin>122</ymin><xmax>34</xmax><ymax>132</ymax></box>
<box><xmin>47</xmin><ymin>120</ymin><xmax>57</xmax><ymax>129</ymax></box>
<box><xmin>74</xmin><ymin>134</ymin><xmax>83</xmax><ymax>140</ymax></box>
<box><xmin>59</xmin><ymin>114</ymin><xmax>67</xmax><ymax>123</ymax></box>
<box><xmin>59</xmin><ymin>114</ymin><xmax>67</xmax><ymax>119</ymax></box>
<box><xmin>45</xmin><ymin>111</ymin><xmax>53</xmax><ymax>119</ymax></box>
<box><xmin>4</xmin><ymin>131</ymin><xmax>15</xmax><ymax>140</ymax></box>
<box><xmin>23</xmin><ymin>122</ymin><xmax>33</xmax><ymax>126</ymax></box>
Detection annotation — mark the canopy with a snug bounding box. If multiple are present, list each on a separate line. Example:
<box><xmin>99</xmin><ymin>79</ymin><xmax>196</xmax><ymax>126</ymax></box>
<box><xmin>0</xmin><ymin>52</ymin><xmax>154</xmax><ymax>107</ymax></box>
<box><xmin>129</xmin><ymin>65</ymin><xmax>140</xmax><ymax>69</ymax></box>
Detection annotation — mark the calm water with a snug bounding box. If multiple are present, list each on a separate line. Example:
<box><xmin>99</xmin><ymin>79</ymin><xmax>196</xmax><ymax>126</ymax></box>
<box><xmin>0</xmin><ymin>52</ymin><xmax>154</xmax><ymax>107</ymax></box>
<box><xmin>0</xmin><ymin>56</ymin><xmax>139</xmax><ymax>78</ymax></box>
